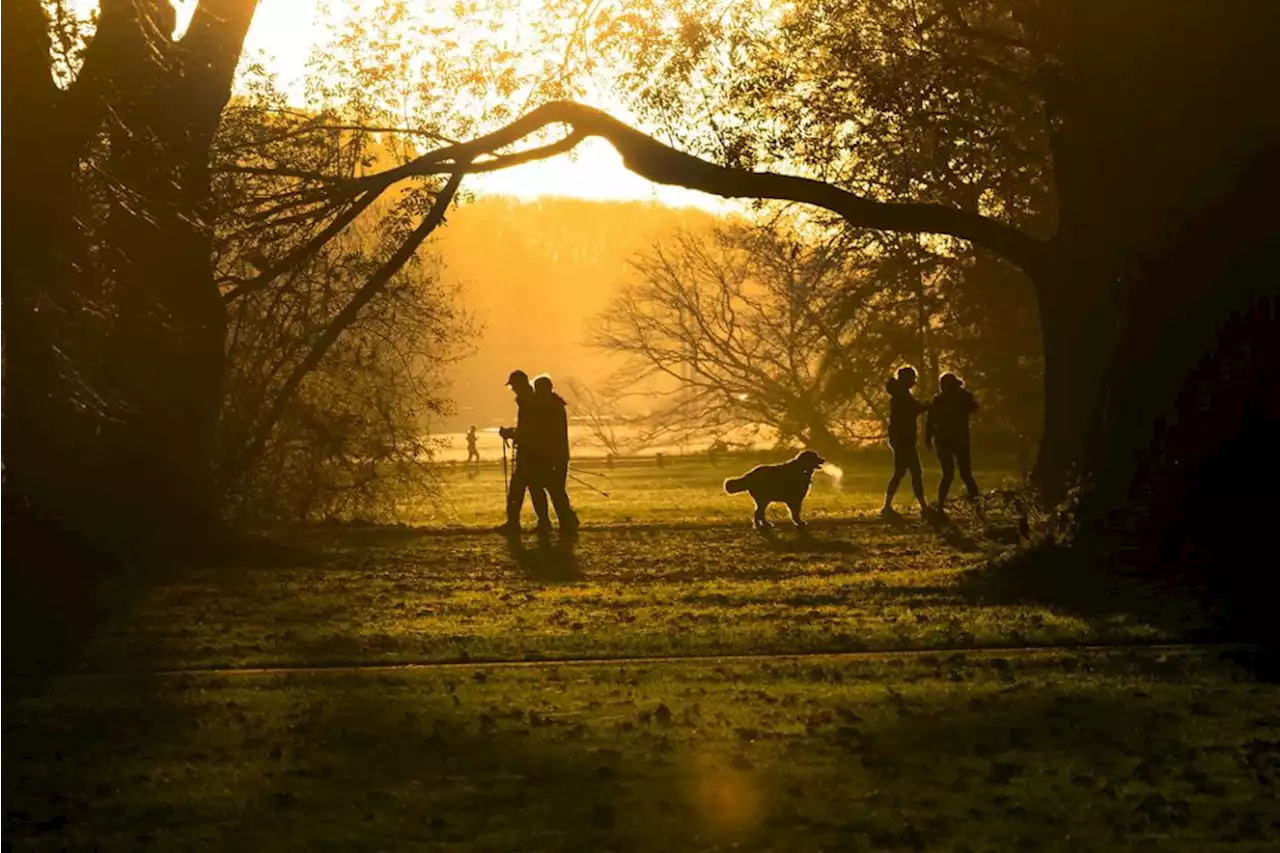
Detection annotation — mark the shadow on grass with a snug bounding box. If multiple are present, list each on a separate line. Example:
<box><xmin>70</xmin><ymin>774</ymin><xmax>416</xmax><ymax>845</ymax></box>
<box><xmin>955</xmin><ymin>543</ymin><xmax>1216</xmax><ymax>642</ymax></box>
<box><xmin>759</xmin><ymin>529</ymin><xmax>863</xmax><ymax>555</ymax></box>
<box><xmin>0</xmin><ymin>504</ymin><xmax>310</xmax><ymax>684</ymax></box>
<box><xmin>798</xmin><ymin>670</ymin><xmax>1280</xmax><ymax>848</ymax></box>
<box><xmin>3</xmin><ymin>676</ymin><xmax>697</xmax><ymax>852</ymax></box>
<box><xmin>8</xmin><ymin>656</ymin><xmax>1277</xmax><ymax>851</ymax></box>
<box><xmin>504</xmin><ymin>533</ymin><xmax>585</xmax><ymax>584</ymax></box>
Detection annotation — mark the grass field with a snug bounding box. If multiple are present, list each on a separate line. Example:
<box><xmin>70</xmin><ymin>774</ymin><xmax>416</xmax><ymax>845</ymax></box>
<box><xmin>406</xmin><ymin>451</ymin><xmax>1020</xmax><ymax>527</ymax></box>
<box><xmin>6</xmin><ymin>457</ymin><xmax>1279</xmax><ymax>850</ymax></box>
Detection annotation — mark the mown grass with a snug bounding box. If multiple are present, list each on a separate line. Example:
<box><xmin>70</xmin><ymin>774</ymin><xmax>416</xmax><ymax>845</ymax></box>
<box><xmin>7</xmin><ymin>649</ymin><xmax>1279</xmax><ymax>851</ymax></box>
<box><xmin>81</xmin><ymin>518</ymin><xmax>1173</xmax><ymax>673</ymax></box>
<box><xmin>74</xmin><ymin>458</ymin><xmax>1175</xmax><ymax>673</ymax></box>
<box><xmin>407</xmin><ymin>452</ymin><xmax>1021</xmax><ymax>527</ymax></box>
<box><xmin>10</xmin><ymin>456</ymin><xmax>1271</xmax><ymax>851</ymax></box>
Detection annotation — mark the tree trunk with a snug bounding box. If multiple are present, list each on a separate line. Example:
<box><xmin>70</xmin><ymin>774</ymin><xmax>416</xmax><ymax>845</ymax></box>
<box><xmin>1028</xmin><ymin>258</ymin><xmax>1112</xmax><ymax>502</ymax></box>
<box><xmin>2</xmin><ymin>1</ymin><xmax>109</xmax><ymax>542</ymax></box>
<box><xmin>1053</xmin><ymin>0</ymin><xmax>1280</xmax><ymax>645</ymax></box>
<box><xmin>3</xmin><ymin>1</ymin><xmax>255</xmax><ymax>560</ymax></box>
<box><xmin>98</xmin><ymin>53</ymin><xmax>229</xmax><ymax>551</ymax></box>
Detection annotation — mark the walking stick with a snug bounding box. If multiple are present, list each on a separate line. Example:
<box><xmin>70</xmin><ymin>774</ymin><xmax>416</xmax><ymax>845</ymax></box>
<box><xmin>567</xmin><ymin>469</ymin><xmax>610</xmax><ymax>497</ymax></box>
<box><xmin>502</xmin><ymin>437</ymin><xmax>510</xmax><ymax>496</ymax></box>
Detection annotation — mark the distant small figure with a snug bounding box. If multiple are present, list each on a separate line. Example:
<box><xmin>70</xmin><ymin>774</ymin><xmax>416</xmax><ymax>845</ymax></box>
<box><xmin>708</xmin><ymin>439</ymin><xmax>729</xmax><ymax>466</ymax></box>
<box><xmin>465</xmin><ymin>425</ymin><xmax>480</xmax><ymax>466</ymax></box>
<box><xmin>724</xmin><ymin>449</ymin><xmax>827</xmax><ymax>530</ymax></box>
<box><xmin>881</xmin><ymin>366</ymin><xmax>931</xmax><ymax>519</ymax></box>
<box><xmin>925</xmin><ymin>373</ymin><xmax>980</xmax><ymax>515</ymax></box>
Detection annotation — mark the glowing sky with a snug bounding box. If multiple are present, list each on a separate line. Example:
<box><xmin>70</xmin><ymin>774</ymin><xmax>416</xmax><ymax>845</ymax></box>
<box><xmin>165</xmin><ymin>0</ymin><xmax>725</xmax><ymax>208</ymax></box>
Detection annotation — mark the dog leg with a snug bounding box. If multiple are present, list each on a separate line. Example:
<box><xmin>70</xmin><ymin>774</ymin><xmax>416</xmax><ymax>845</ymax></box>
<box><xmin>753</xmin><ymin>500</ymin><xmax>771</xmax><ymax>529</ymax></box>
<box><xmin>787</xmin><ymin>500</ymin><xmax>806</xmax><ymax>529</ymax></box>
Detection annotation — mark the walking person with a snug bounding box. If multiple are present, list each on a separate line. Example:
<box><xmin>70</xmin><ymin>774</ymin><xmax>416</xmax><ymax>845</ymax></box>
<box><xmin>925</xmin><ymin>372</ymin><xmax>981</xmax><ymax>516</ymax></box>
<box><xmin>465</xmin><ymin>425</ymin><xmax>481</xmax><ymax>466</ymax></box>
<box><xmin>880</xmin><ymin>366</ymin><xmax>932</xmax><ymax>519</ymax></box>
<box><xmin>495</xmin><ymin>370</ymin><xmax>551</xmax><ymax>535</ymax></box>
<box><xmin>531</xmin><ymin>374</ymin><xmax>580</xmax><ymax>532</ymax></box>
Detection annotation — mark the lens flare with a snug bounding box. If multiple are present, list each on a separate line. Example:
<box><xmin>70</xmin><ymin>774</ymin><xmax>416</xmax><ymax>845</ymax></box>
<box><xmin>688</xmin><ymin>757</ymin><xmax>765</xmax><ymax>836</ymax></box>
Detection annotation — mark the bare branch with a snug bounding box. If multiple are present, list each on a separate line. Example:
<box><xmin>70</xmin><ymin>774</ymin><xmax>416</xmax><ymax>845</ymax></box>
<box><xmin>223</xmin><ymin>169</ymin><xmax>465</xmax><ymax>483</ymax></box>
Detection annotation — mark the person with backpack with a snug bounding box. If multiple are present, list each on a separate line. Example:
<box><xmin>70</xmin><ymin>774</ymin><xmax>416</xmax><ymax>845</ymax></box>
<box><xmin>530</xmin><ymin>374</ymin><xmax>580</xmax><ymax>532</ymax></box>
<box><xmin>925</xmin><ymin>372</ymin><xmax>981</xmax><ymax>516</ymax></box>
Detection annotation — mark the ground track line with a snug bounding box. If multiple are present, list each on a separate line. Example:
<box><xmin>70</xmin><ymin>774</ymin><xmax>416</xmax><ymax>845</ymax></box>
<box><xmin>53</xmin><ymin>639</ymin><xmax>1258</xmax><ymax>680</ymax></box>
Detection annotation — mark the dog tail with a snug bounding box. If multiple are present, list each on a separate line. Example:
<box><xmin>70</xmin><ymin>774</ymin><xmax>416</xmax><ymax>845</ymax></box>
<box><xmin>723</xmin><ymin>475</ymin><xmax>749</xmax><ymax>495</ymax></box>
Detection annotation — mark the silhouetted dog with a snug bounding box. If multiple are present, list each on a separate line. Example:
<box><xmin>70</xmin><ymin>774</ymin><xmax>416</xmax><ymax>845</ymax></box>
<box><xmin>723</xmin><ymin>449</ymin><xmax>827</xmax><ymax>529</ymax></box>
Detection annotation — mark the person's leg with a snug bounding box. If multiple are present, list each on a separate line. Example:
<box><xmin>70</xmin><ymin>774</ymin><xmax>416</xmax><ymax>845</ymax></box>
<box><xmin>547</xmin><ymin>464</ymin><xmax>578</xmax><ymax>528</ymax></box>
<box><xmin>906</xmin><ymin>446</ymin><xmax>928</xmax><ymax>512</ymax></box>
<box><xmin>957</xmin><ymin>441</ymin><xmax>979</xmax><ymax>499</ymax></box>
<box><xmin>525</xmin><ymin>462</ymin><xmax>551</xmax><ymax>530</ymax></box>
<box><xmin>937</xmin><ymin>443</ymin><xmax>955</xmax><ymax>509</ymax></box>
<box><xmin>883</xmin><ymin>445</ymin><xmax>906</xmax><ymax>512</ymax></box>
<box><xmin>505</xmin><ymin>462</ymin><xmax>529</xmax><ymax>527</ymax></box>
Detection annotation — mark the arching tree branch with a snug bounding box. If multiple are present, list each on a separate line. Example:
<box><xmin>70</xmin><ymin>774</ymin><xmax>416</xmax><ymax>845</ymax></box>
<box><xmin>350</xmin><ymin>101</ymin><xmax>1050</xmax><ymax>278</ymax></box>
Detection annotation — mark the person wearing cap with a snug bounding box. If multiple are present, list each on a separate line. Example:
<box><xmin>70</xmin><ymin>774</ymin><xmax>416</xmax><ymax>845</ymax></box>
<box><xmin>881</xmin><ymin>365</ymin><xmax>931</xmax><ymax>519</ymax></box>
<box><xmin>925</xmin><ymin>372</ymin><xmax>980</xmax><ymax>515</ymax></box>
<box><xmin>531</xmin><ymin>373</ymin><xmax>579</xmax><ymax>532</ymax></box>
<box><xmin>496</xmin><ymin>369</ymin><xmax>551</xmax><ymax>534</ymax></box>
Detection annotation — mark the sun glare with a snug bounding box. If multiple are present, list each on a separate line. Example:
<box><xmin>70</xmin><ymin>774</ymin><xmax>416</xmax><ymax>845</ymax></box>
<box><xmin>130</xmin><ymin>0</ymin><xmax>724</xmax><ymax>209</ymax></box>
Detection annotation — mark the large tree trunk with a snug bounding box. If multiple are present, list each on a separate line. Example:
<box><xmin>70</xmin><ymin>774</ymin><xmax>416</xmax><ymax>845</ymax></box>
<box><xmin>1051</xmin><ymin>0</ymin><xmax>1280</xmax><ymax>643</ymax></box>
<box><xmin>3</xmin><ymin>2</ymin><xmax>254</xmax><ymax>562</ymax></box>
<box><xmin>1029</xmin><ymin>262</ymin><xmax>1111</xmax><ymax>501</ymax></box>
<box><xmin>97</xmin><ymin>19</ymin><xmax>229</xmax><ymax>551</ymax></box>
<box><xmin>2</xmin><ymin>1</ymin><xmax>113</xmax><ymax>545</ymax></box>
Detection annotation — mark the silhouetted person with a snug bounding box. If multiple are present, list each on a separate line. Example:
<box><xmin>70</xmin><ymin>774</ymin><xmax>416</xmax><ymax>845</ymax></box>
<box><xmin>881</xmin><ymin>366</ymin><xmax>931</xmax><ymax>518</ymax></box>
<box><xmin>465</xmin><ymin>426</ymin><xmax>480</xmax><ymax>465</ymax></box>
<box><xmin>708</xmin><ymin>439</ymin><xmax>728</xmax><ymax>466</ymax></box>
<box><xmin>530</xmin><ymin>374</ymin><xmax>579</xmax><ymax>531</ymax></box>
<box><xmin>926</xmin><ymin>372</ymin><xmax>980</xmax><ymax>514</ymax></box>
<box><xmin>496</xmin><ymin>370</ymin><xmax>550</xmax><ymax>535</ymax></box>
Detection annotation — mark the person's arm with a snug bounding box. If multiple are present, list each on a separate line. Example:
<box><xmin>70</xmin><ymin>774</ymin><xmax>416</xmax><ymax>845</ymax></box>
<box><xmin>558</xmin><ymin>408</ymin><xmax>571</xmax><ymax>463</ymax></box>
<box><xmin>924</xmin><ymin>404</ymin><xmax>936</xmax><ymax>448</ymax></box>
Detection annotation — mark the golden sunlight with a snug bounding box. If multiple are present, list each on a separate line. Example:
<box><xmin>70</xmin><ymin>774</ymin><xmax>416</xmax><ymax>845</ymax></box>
<box><xmin>152</xmin><ymin>0</ymin><xmax>723</xmax><ymax>208</ymax></box>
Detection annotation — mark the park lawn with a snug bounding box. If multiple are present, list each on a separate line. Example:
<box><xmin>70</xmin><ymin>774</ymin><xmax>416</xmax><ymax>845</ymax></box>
<box><xmin>404</xmin><ymin>454</ymin><xmax>1023</xmax><ymax>527</ymax></box>
<box><xmin>7</xmin><ymin>647</ymin><xmax>1279</xmax><ymax>851</ymax></box>
<box><xmin>75</xmin><ymin>459</ymin><xmax>1178</xmax><ymax>673</ymax></box>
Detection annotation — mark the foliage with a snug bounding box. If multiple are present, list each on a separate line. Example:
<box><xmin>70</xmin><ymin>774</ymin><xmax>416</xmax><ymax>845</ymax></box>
<box><xmin>600</xmin><ymin>0</ymin><xmax>1048</xmax><ymax>444</ymax></box>
<box><xmin>210</xmin><ymin>67</ymin><xmax>474</xmax><ymax>523</ymax></box>
<box><xmin>596</xmin><ymin>217</ymin><xmax>940</xmax><ymax>457</ymax></box>
<box><xmin>559</xmin><ymin>377</ymin><xmax>632</xmax><ymax>457</ymax></box>
<box><xmin>205</xmin><ymin>0</ymin><xmax>668</xmax><ymax>522</ymax></box>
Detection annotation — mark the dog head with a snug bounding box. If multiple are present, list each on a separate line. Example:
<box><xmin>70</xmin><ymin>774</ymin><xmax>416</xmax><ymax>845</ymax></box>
<box><xmin>796</xmin><ymin>449</ymin><xmax>827</xmax><ymax>470</ymax></box>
